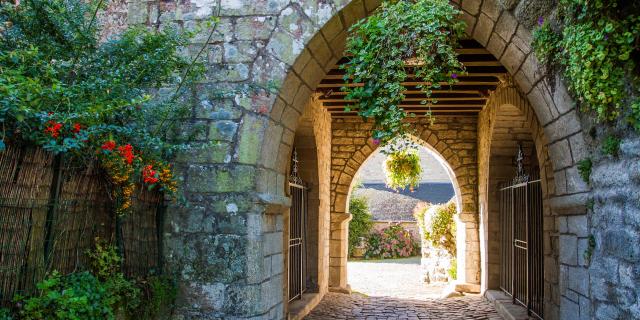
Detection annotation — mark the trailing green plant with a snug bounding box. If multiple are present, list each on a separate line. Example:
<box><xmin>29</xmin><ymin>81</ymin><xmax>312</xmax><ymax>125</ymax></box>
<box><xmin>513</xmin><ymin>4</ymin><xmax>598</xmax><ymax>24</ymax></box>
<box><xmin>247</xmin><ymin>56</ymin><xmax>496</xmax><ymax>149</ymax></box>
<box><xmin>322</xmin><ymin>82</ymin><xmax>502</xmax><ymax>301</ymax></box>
<box><xmin>583</xmin><ymin>235</ymin><xmax>596</xmax><ymax>264</ymax></box>
<box><xmin>577</xmin><ymin>158</ymin><xmax>592</xmax><ymax>183</ymax></box>
<box><xmin>0</xmin><ymin>0</ymin><xmax>215</xmax><ymax>213</ymax></box>
<box><xmin>342</xmin><ymin>0</ymin><xmax>465</xmax><ymax>144</ymax></box>
<box><xmin>348</xmin><ymin>195</ymin><xmax>374</xmax><ymax>256</ymax></box>
<box><xmin>384</xmin><ymin>149</ymin><xmax>422</xmax><ymax>191</ymax></box>
<box><xmin>532</xmin><ymin>0</ymin><xmax>640</xmax><ymax>129</ymax></box>
<box><xmin>601</xmin><ymin>135</ymin><xmax>621</xmax><ymax>156</ymax></box>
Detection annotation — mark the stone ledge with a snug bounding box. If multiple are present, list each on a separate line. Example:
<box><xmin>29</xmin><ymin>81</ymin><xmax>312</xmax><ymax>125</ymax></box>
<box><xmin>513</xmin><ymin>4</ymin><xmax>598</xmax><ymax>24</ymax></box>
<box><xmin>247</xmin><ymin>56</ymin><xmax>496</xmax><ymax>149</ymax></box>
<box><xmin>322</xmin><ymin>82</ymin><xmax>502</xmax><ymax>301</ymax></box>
<box><xmin>328</xmin><ymin>285</ymin><xmax>351</xmax><ymax>294</ymax></box>
<box><xmin>549</xmin><ymin>192</ymin><xmax>588</xmax><ymax>215</ymax></box>
<box><xmin>288</xmin><ymin>292</ymin><xmax>325</xmax><ymax>320</ymax></box>
<box><xmin>484</xmin><ymin>290</ymin><xmax>533</xmax><ymax>320</ymax></box>
<box><xmin>455</xmin><ymin>282</ymin><xmax>481</xmax><ymax>293</ymax></box>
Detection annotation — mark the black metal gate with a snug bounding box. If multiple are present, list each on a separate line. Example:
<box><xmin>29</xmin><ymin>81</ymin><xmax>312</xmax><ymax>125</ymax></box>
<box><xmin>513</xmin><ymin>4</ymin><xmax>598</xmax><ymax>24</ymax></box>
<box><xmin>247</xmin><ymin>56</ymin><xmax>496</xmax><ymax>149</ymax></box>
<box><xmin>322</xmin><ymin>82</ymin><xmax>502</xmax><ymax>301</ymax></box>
<box><xmin>288</xmin><ymin>149</ymin><xmax>308</xmax><ymax>302</ymax></box>
<box><xmin>499</xmin><ymin>146</ymin><xmax>544</xmax><ymax>319</ymax></box>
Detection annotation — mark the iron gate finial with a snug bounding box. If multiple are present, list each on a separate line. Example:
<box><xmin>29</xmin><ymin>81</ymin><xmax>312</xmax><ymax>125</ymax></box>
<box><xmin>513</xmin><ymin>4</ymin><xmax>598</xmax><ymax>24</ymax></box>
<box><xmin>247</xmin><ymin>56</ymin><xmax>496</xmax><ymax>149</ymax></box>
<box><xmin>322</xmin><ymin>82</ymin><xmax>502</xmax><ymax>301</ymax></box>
<box><xmin>514</xmin><ymin>143</ymin><xmax>529</xmax><ymax>184</ymax></box>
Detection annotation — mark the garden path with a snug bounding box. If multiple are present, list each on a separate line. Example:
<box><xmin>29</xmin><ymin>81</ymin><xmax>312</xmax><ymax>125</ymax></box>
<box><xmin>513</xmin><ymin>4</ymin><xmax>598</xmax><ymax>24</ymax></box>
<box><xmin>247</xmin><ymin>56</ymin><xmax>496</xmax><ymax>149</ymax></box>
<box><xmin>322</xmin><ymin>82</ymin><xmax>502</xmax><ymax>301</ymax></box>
<box><xmin>305</xmin><ymin>257</ymin><xmax>502</xmax><ymax>319</ymax></box>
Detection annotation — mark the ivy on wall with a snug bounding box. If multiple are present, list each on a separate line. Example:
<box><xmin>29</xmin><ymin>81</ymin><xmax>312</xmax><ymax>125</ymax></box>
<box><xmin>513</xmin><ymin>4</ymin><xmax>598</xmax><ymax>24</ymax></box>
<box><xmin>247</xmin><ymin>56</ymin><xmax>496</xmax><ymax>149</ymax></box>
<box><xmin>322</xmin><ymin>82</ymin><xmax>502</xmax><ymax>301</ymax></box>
<box><xmin>342</xmin><ymin>0</ymin><xmax>465</xmax><ymax>144</ymax></box>
<box><xmin>532</xmin><ymin>0</ymin><xmax>640</xmax><ymax>129</ymax></box>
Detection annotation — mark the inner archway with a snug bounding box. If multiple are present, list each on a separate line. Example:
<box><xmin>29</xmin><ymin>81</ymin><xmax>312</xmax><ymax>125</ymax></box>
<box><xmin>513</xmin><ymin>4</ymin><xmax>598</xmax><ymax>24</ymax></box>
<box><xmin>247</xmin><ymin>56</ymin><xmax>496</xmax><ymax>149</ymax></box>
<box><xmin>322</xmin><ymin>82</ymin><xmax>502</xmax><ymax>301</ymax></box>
<box><xmin>347</xmin><ymin>142</ymin><xmax>460</xmax><ymax>299</ymax></box>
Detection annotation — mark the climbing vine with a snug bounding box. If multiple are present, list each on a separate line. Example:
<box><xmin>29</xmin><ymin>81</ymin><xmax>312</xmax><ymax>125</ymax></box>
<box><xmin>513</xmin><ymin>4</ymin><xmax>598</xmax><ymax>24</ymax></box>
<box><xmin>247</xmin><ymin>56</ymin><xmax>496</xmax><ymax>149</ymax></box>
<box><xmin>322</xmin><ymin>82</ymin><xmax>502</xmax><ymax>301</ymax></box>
<box><xmin>0</xmin><ymin>0</ymin><xmax>212</xmax><ymax>213</ymax></box>
<box><xmin>532</xmin><ymin>0</ymin><xmax>640</xmax><ymax>129</ymax></box>
<box><xmin>384</xmin><ymin>149</ymin><xmax>422</xmax><ymax>191</ymax></box>
<box><xmin>342</xmin><ymin>0</ymin><xmax>465</xmax><ymax>144</ymax></box>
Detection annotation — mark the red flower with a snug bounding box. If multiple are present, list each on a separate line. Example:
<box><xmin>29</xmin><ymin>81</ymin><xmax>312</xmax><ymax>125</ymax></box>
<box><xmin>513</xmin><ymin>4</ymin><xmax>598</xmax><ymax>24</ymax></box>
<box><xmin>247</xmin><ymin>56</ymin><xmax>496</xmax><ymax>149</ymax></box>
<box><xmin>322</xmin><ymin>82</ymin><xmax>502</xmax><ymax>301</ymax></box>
<box><xmin>72</xmin><ymin>123</ymin><xmax>82</xmax><ymax>133</ymax></box>
<box><xmin>101</xmin><ymin>141</ymin><xmax>116</xmax><ymax>151</ymax></box>
<box><xmin>142</xmin><ymin>165</ymin><xmax>159</xmax><ymax>184</ymax></box>
<box><xmin>118</xmin><ymin>144</ymin><xmax>134</xmax><ymax>164</ymax></box>
<box><xmin>44</xmin><ymin>121</ymin><xmax>63</xmax><ymax>138</ymax></box>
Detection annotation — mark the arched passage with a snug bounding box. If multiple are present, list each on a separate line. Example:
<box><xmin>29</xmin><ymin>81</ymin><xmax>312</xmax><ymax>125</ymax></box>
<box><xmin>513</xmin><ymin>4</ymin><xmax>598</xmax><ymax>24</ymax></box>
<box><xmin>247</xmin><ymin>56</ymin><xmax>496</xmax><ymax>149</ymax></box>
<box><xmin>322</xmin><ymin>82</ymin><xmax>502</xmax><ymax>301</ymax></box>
<box><xmin>135</xmin><ymin>0</ymin><xmax>595</xmax><ymax>318</ymax></box>
<box><xmin>328</xmin><ymin>118</ymin><xmax>479</xmax><ymax>291</ymax></box>
<box><xmin>262</xmin><ymin>3</ymin><xmax>591</xmax><ymax>318</ymax></box>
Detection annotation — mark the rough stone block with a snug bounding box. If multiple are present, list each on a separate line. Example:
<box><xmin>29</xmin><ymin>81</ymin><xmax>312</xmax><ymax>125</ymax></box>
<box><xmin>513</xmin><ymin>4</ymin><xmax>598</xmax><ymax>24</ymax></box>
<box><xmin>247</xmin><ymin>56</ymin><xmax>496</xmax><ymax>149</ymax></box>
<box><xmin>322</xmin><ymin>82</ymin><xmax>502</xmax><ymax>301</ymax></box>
<box><xmin>494</xmin><ymin>12</ymin><xmax>518</xmax><ymax>42</ymax></box>
<box><xmin>559</xmin><ymin>235</ymin><xmax>578</xmax><ymax>265</ymax></box>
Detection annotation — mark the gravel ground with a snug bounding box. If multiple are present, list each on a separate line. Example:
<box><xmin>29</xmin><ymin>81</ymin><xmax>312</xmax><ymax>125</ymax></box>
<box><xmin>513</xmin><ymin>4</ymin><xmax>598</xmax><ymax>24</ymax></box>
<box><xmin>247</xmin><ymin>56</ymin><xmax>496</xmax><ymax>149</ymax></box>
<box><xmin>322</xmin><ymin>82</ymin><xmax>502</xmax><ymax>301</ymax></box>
<box><xmin>348</xmin><ymin>256</ymin><xmax>447</xmax><ymax>299</ymax></box>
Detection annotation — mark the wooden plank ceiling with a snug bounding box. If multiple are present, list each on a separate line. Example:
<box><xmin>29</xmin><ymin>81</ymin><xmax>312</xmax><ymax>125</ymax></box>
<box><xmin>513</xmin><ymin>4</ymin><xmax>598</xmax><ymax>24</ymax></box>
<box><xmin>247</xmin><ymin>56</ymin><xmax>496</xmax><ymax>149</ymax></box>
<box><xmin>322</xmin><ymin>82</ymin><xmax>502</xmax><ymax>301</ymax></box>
<box><xmin>316</xmin><ymin>39</ymin><xmax>507</xmax><ymax>118</ymax></box>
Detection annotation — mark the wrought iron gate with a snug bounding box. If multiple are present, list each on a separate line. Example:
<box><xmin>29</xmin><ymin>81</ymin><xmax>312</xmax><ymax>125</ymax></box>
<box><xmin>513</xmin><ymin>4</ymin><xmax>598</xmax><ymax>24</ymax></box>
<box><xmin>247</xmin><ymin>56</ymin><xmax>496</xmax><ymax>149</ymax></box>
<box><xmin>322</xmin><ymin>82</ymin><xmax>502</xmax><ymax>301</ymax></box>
<box><xmin>288</xmin><ymin>149</ymin><xmax>308</xmax><ymax>302</ymax></box>
<box><xmin>499</xmin><ymin>146</ymin><xmax>544</xmax><ymax>319</ymax></box>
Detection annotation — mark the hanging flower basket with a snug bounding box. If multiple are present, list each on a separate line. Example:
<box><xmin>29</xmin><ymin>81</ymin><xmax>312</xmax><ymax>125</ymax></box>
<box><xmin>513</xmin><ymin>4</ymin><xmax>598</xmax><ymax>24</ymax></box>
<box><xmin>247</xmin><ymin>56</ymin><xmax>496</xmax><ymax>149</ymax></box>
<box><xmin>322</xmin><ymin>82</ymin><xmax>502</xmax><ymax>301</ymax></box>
<box><xmin>384</xmin><ymin>149</ymin><xmax>422</xmax><ymax>191</ymax></box>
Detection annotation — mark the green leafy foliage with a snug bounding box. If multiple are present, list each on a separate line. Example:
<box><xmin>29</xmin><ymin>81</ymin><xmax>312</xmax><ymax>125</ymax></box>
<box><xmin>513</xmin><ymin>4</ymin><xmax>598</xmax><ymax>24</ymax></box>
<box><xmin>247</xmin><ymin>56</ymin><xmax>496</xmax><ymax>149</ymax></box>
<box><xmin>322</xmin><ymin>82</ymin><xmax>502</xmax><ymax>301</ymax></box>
<box><xmin>0</xmin><ymin>0</ymin><xmax>211</xmax><ymax>210</ymax></box>
<box><xmin>577</xmin><ymin>158</ymin><xmax>592</xmax><ymax>183</ymax></box>
<box><xmin>448</xmin><ymin>259</ymin><xmax>457</xmax><ymax>280</ymax></box>
<box><xmin>16</xmin><ymin>271</ymin><xmax>129</xmax><ymax>320</ymax></box>
<box><xmin>384</xmin><ymin>149</ymin><xmax>422</xmax><ymax>191</ymax></box>
<box><xmin>364</xmin><ymin>225</ymin><xmax>418</xmax><ymax>259</ymax></box>
<box><xmin>583</xmin><ymin>235</ymin><xmax>596</xmax><ymax>264</ymax></box>
<box><xmin>342</xmin><ymin>0</ymin><xmax>465</xmax><ymax>143</ymax></box>
<box><xmin>601</xmin><ymin>135</ymin><xmax>621</xmax><ymax>156</ymax></box>
<box><xmin>0</xmin><ymin>308</ymin><xmax>12</xmax><ymax>320</ymax></box>
<box><xmin>532</xmin><ymin>0</ymin><xmax>640</xmax><ymax>128</ymax></box>
<box><xmin>132</xmin><ymin>276</ymin><xmax>178</xmax><ymax>320</ymax></box>
<box><xmin>6</xmin><ymin>241</ymin><xmax>176</xmax><ymax>320</ymax></box>
<box><xmin>87</xmin><ymin>238</ymin><xmax>121</xmax><ymax>280</ymax></box>
<box><xmin>348</xmin><ymin>196</ymin><xmax>374</xmax><ymax>256</ymax></box>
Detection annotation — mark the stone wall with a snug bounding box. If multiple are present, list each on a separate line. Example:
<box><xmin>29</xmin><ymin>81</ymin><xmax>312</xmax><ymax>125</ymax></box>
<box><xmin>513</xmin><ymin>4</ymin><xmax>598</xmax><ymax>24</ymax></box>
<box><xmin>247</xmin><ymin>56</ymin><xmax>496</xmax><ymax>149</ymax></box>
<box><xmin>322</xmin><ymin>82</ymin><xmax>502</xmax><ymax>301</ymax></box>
<box><xmin>108</xmin><ymin>0</ymin><xmax>636</xmax><ymax>319</ymax></box>
<box><xmin>587</xmin><ymin>125</ymin><xmax>640</xmax><ymax>319</ymax></box>
<box><xmin>292</xmin><ymin>95</ymin><xmax>332</xmax><ymax>297</ymax></box>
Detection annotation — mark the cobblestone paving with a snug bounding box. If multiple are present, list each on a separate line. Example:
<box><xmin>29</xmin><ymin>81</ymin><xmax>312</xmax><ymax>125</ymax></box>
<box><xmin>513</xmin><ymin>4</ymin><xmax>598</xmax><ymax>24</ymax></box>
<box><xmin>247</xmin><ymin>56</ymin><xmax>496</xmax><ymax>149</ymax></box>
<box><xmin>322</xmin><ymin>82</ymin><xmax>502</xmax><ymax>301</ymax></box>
<box><xmin>305</xmin><ymin>293</ymin><xmax>502</xmax><ymax>320</ymax></box>
<box><xmin>305</xmin><ymin>258</ymin><xmax>502</xmax><ymax>319</ymax></box>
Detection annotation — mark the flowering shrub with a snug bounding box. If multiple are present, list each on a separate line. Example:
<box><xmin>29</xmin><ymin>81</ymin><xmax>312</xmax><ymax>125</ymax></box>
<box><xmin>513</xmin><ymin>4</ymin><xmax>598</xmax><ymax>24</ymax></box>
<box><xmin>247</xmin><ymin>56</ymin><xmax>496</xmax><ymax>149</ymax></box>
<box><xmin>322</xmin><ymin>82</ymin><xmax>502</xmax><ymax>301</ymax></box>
<box><xmin>0</xmin><ymin>0</ymin><xmax>210</xmax><ymax>212</ymax></box>
<box><xmin>415</xmin><ymin>200</ymin><xmax>457</xmax><ymax>256</ymax></box>
<box><xmin>364</xmin><ymin>225</ymin><xmax>419</xmax><ymax>259</ymax></box>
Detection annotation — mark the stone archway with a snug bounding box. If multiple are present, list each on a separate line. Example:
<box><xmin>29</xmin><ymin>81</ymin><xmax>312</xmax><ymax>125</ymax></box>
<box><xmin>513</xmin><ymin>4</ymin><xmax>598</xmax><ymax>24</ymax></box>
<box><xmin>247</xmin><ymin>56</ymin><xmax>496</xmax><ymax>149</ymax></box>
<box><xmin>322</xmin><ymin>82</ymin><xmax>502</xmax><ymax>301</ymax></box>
<box><xmin>327</xmin><ymin>116</ymin><xmax>481</xmax><ymax>291</ymax></box>
<box><xmin>261</xmin><ymin>2</ymin><xmax>591</xmax><ymax>319</ymax></box>
<box><xmin>123</xmin><ymin>0</ymin><xmax>594</xmax><ymax>318</ymax></box>
<box><xmin>478</xmin><ymin>84</ymin><xmax>562</xmax><ymax>316</ymax></box>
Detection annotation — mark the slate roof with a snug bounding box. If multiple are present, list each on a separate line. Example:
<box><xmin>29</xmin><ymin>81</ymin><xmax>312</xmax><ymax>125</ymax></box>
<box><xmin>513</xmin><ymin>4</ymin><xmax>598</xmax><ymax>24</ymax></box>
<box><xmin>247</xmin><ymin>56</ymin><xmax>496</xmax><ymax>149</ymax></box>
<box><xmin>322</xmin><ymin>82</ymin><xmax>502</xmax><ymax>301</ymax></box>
<box><xmin>352</xmin><ymin>182</ymin><xmax>455</xmax><ymax>221</ymax></box>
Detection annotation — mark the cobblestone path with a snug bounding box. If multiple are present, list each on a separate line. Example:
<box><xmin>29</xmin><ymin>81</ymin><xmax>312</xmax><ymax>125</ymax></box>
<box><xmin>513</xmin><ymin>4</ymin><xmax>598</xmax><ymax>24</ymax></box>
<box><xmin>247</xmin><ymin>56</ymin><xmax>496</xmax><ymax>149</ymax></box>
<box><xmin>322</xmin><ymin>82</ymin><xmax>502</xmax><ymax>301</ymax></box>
<box><xmin>305</xmin><ymin>258</ymin><xmax>501</xmax><ymax>319</ymax></box>
<box><xmin>305</xmin><ymin>293</ymin><xmax>502</xmax><ymax>320</ymax></box>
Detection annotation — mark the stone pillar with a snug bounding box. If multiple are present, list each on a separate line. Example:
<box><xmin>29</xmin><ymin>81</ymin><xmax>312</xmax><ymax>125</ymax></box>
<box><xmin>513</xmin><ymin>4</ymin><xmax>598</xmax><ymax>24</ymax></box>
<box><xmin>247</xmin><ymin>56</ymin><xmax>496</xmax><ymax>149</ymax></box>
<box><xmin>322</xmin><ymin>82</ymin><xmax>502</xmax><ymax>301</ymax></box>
<box><xmin>328</xmin><ymin>212</ymin><xmax>351</xmax><ymax>292</ymax></box>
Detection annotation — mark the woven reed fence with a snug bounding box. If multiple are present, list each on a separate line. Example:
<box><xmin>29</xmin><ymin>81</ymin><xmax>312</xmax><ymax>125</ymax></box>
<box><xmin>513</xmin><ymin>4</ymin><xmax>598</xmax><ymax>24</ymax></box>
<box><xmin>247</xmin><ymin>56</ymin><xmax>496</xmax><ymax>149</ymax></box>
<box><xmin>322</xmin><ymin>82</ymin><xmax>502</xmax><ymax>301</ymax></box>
<box><xmin>0</xmin><ymin>144</ymin><xmax>165</xmax><ymax>306</ymax></box>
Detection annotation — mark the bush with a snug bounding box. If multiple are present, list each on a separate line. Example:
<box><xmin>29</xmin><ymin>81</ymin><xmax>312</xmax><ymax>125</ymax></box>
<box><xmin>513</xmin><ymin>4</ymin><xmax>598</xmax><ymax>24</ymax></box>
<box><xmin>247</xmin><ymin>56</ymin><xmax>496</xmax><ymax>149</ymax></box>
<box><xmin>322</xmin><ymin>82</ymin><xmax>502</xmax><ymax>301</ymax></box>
<box><xmin>415</xmin><ymin>200</ymin><xmax>457</xmax><ymax>257</ymax></box>
<box><xmin>17</xmin><ymin>271</ymin><xmax>132</xmax><ymax>320</ymax></box>
<box><xmin>365</xmin><ymin>224</ymin><xmax>418</xmax><ymax>259</ymax></box>
<box><xmin>348</xmin><ymin>196</ymin><xmax>374</xmax><ymax>256</ymax></box>
<box><xmin>6</xmin><ymin>242</ymin><xmax>176</xmax><ymax>320</ymax></box>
